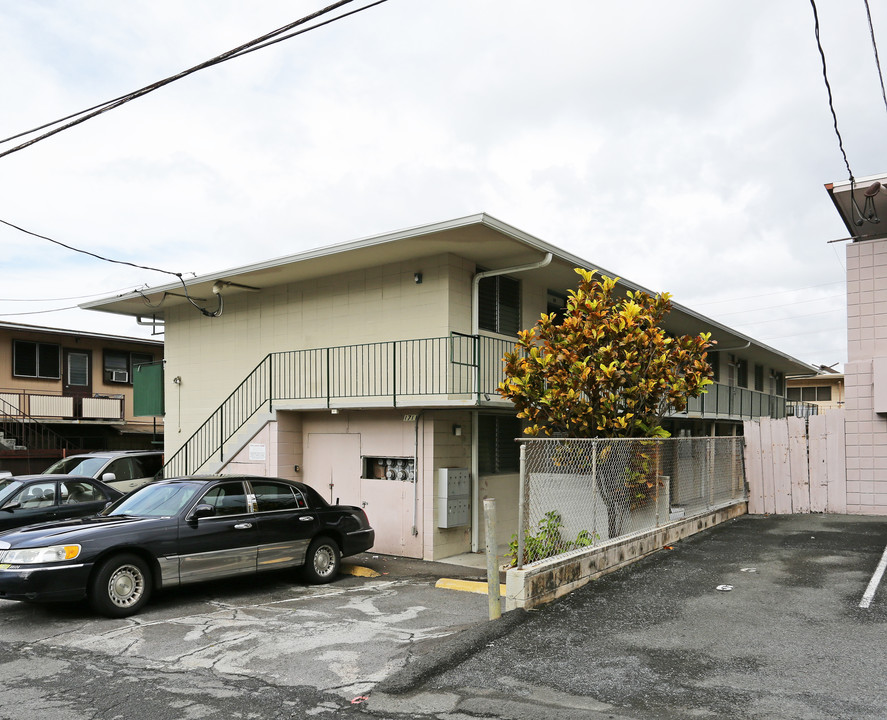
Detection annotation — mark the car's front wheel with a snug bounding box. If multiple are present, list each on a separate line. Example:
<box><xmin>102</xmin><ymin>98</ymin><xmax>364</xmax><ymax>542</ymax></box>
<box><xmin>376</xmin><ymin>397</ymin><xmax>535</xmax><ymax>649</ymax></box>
<box><xmin>89</xmin><ymin>553</ymin><xmax>152</xmax><ymax>618</ymax></box>
<box><xmin>302</xmin><ymin>536</ymin><xmax>341</xmax><ymax>584</ymax></box>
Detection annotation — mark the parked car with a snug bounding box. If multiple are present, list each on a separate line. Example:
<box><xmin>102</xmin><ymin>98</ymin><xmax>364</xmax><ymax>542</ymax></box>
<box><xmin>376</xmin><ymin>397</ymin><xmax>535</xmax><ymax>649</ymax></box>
<box><xmin>0</xmin><ymin>475</ymin><xmax>374</xmax><ymax>617</ymax></box>
<box><xmin>43</xmin><ymin>450</ymin><xmax>164</xmax><ymax>494</ymax></box>
<box><xmin>0</xmin><ymin>475</ymin><xmax>123</xmax><ymax>532</ymax></box>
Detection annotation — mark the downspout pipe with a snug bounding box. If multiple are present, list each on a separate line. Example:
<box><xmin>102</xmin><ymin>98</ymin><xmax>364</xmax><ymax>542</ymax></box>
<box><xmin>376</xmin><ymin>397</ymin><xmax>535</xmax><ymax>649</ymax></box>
<box><xmin>469</xmin><ymin>251</ymin><xmax>553</xmax><ymax>552</ymax></box>
<box><xmin>471</xmin><ymin>253</ymin><xmax>554</xmax><ymax>336</ymax></box>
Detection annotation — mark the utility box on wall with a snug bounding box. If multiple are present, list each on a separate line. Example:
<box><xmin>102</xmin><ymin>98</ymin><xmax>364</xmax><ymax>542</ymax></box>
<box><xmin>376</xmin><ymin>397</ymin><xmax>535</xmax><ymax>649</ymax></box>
<box><xmin>438</xmin><ymin>467</ymin><xmax>470</xmax><ymax>528</ymax></box>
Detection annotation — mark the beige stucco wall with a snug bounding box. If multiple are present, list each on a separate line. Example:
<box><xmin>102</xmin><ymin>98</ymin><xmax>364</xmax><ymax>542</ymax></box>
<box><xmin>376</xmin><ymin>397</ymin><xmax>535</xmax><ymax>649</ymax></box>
<box><xmin>844</xmin><ymin>237</ymin><xmax>887</xmax><ymax>514</ymax></box>
<box><xmin>164</xmin><ymin>253</ymin><xmax>471</xmax><ymax>456</ymax></box>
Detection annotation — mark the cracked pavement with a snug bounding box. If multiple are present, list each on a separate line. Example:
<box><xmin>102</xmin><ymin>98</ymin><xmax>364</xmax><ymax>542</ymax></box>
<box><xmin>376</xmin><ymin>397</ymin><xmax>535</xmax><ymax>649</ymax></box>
<box><xmin>0</xmin><ymin>555</ymin><xmax>491</xmax><ymax>719</ymax></box>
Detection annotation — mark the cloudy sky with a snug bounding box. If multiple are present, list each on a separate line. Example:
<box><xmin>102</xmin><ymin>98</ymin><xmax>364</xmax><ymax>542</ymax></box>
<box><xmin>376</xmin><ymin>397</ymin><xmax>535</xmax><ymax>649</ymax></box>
<box><xmin>2</xmin><ymin>0</ymin><xmax>885</xmax><ymax>369</ymax></box>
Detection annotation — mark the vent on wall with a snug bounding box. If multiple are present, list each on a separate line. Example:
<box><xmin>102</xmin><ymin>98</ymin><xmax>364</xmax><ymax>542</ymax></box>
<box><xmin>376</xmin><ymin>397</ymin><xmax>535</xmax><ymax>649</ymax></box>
<box><xmin>874</xmin><ymin>357</ymin><xmax>887</xmax><ymax>414</ymax></box>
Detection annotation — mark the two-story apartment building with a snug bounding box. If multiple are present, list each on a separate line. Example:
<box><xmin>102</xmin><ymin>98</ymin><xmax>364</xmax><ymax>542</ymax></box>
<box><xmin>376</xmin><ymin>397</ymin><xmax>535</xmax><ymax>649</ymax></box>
<box><xmin>84</xmin><ymin>214</ymin><xmax>815</xmax><ymax>559</ymax></box>
<box><xmin>0</xmin><ymin>321</ymin><xmax>164</xmax><ymax>474</ymax></box>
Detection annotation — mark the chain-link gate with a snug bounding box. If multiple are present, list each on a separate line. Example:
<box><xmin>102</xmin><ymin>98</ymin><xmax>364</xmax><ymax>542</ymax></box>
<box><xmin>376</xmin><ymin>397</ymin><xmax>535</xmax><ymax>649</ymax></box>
<box><xmin>515</xmin><ymin>437</ymin><xmax>745</xmax><ymax>568</ymax></box>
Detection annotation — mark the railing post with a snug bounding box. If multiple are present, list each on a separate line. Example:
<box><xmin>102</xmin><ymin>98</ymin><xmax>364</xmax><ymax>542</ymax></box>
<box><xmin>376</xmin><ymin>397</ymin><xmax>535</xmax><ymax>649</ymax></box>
<box><xmin>268</xmin><ymin>354</ymin><xmax>274</xmax><ymax>413</ymax></box>
<box><xmin>220</xmin><ymin>405</ymin><xmax>224</xmax><ymax>463</ymax></box>
<box><xmin>325</xmin><ymin>348</ymin><xmax>331</xmax><ymax>408</ymax></box>
<box><xmin>517</xmin><ymin>443</ymin><xmax>526</xmax><ymax>570</ymax></box>
<box><xmin>474</xmin><ymin>334</ymin><xmax>481</xmax><ymax>404</ymax></box>
<box><xmin>392</xmin><ymin>341</ymin><xmax>398</xmax><ymax>408</ymax></box>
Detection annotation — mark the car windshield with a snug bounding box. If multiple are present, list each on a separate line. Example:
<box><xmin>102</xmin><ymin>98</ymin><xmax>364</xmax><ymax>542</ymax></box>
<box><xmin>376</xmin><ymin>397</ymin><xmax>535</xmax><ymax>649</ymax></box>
<box><xmin>105</xmin><ymin>483</ymin><xmax>199</xmax><ymax>518</ymax></box>
<box><xmin>45</xmin><ymin>456</ymin><xmax>108</xmax><ymax>477</ymax></box>
<box><xmin>0</xmin><ymin>479</ymin><xmax>23</xmax><ymax>506</ymax></box>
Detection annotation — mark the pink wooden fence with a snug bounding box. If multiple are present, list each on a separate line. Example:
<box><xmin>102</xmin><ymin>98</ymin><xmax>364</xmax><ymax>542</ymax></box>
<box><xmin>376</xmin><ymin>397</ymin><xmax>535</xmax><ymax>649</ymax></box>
<box><xmin>743</xmin><ymin>412</ymin><xmax>846</xmax><ymax>514</ymax></box>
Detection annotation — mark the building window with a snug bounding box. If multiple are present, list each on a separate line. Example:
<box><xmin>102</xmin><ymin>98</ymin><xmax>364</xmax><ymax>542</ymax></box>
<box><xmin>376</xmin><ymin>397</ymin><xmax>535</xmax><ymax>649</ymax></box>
<box><xmin>788</xmin><ymin>386</ymin><xmax>832</xmax><ymax>402</ymax></box>
<box><xmin>709</xmin><ymin>351</ymin><xmax>720</xmax><ymax>383</ymax></box>
<box><xmin>13</xmin><ymin>340</ymin><xmax>60</xmax><ymax>379</ymax></box>
<box><xmin>478</xmin><ymin>274</ymin><xmax>521</xmax><ymax>336</ymax></box>
<box><xmin>104</xmin><ymin>350</ymin><xmax>154</xmax><ymax>384</ymax></box>
<box><xmin>770</xmin><ymin>371</ymin><xmax>784</xmax><ymax>396</ymax></box>
<box><xmin>737</xmin><ymin>358</ymin><xmax>748</xmax><ymax>388</ymax></box>
<box><xmin>478</xmin><ymin>414</ymin><xmax>522</xmax><ymax>474</ymax></box>
<box><xmin>754</xmin><ymin>364</ymin><xmax>764</xmax><ymax>392</ymax></box>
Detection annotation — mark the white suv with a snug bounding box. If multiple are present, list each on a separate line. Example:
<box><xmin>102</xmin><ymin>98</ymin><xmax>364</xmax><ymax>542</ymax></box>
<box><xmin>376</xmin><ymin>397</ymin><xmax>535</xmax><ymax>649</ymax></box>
<box><xmin>44</xmin><ymin>451</ymin><xmax>164</xmax><ymax>494</ymax></box>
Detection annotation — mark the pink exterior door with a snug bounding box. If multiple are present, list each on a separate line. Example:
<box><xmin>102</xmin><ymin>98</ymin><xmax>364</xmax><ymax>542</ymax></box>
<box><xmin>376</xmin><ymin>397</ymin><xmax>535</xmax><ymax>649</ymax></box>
<box><xmin>304</xmin><ymin>433</ymin><xmax>422</xmax><ymax>559</ymax></box>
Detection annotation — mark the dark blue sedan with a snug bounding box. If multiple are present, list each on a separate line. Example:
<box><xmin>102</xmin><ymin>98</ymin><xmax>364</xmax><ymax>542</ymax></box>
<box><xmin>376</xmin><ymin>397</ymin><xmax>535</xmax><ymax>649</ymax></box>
<box><xmin>0</xmin><ymin>475</ymin><xmax>374</xmax><ymax>617</ymax></box>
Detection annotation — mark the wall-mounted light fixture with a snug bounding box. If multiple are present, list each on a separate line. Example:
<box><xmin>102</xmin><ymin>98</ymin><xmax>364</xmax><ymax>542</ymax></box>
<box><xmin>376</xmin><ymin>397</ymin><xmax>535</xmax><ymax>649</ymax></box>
<box><xmin>453</xmin><ymin>424</ymin><xmax>462</xmax><ymax>436</ymax></box>
<box><xmin>331</xmin><ymin>408</ymin><xmax>339</xmax><ymax>415</ymax></box>
<box><xmin>414</xmin><ymin>272</ymin><xmax>423</xmax><ymax>284</ymax></box>
<box><xmin>173</xmin><ymin>376</ymin><xmax>182</xmax><ymax>385</ymax></box>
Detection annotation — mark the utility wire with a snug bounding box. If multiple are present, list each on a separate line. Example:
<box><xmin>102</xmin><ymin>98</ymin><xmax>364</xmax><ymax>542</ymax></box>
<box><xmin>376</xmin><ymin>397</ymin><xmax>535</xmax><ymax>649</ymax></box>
<box><xmin>686</xmin><ymin>280</ymin><xmax>845</xmax><ymax>307</ymax></box>
<box><xmin>0</xmin><ymin>284</ymin><xmax>148</xmax><ymax>302</ymax></box>
<box><xmin>0</xmin><ymin>305</ymin><xmax>80</xmax><ymax>317</ymax></box>
<box><xmin>0</xmin><ymin>0</ymin><xmax>388</xmax><ymax>159</ymax></box>
<box><xmin>810</xmin><ymin>0</ymin><xmax>855</xmax><ymax>183</ymax></box>
<box><xmin>863</xmin><ymin>0</ymin><xmax>887</xmax><ymax>116</ymax></box>
<box><xmin>0</xmin><ymin>217</ymin><xmax>220</xmax><ymax>317</ymax></box>
<box><xmin>708</xmin><ymin>293</ymin><xmax>845</xmax><ymax>318</ymax></box>
<box><xmin>731</xmin><ymin>307</ymin><xmax>844</xmax><ymax>328</ymax></box>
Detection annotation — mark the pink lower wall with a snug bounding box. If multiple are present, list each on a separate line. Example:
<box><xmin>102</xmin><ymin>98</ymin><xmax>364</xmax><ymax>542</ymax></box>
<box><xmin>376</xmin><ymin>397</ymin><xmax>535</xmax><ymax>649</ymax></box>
<box><xmin>845</xmin><ymin>238</ymin><xmax>887</xmax><ymax>514</ymax></box>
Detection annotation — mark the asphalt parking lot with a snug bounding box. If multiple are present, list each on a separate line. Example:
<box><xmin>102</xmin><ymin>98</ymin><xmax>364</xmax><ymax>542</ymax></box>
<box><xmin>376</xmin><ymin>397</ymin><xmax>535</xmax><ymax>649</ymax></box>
<box><xmin>0</xmin><ymin>514</ymin><xmax>884</xmax><ymax>720</ymax></box>
<box><xmin>0</xmin><ymin>553</ymin><xmax>492</xmax><ymax>719</ymax></box>
<box><xmin>370</xmin><ymin>514</ymin><xmax>887</xmax><ymax>720</ymax></box>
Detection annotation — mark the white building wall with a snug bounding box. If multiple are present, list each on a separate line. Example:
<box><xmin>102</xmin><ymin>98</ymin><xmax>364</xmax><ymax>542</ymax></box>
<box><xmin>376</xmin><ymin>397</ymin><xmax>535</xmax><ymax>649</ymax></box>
<box><xmin>844</xmin><ymin>237</ymin><xmax>887</xmax><ymax>514</ymax></box>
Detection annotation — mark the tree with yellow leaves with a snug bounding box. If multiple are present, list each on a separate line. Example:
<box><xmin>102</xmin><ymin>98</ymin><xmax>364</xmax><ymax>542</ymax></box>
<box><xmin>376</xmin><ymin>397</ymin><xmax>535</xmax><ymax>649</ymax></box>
<box><xmin>498</xmin><ymin>269</ymin><xmax>713</xmax><ymax>440</ymax></box>
<box><xmin>498</xmin><ymin>269</ymin><xmax>714</xmax><ymax>535</ymax></box>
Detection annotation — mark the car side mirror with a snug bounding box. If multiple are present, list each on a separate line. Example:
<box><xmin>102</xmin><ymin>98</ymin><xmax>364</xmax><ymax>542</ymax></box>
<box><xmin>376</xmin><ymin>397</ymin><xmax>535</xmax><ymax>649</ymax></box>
<box><xmin>102</xmin><ymin>472</ymin><xmax>116</xmax><ymax>482</ymax></box>
<box><xmin>189</xmin><ymin>504</ymin><xmax>216</xmax><ymax>521</ymax></box>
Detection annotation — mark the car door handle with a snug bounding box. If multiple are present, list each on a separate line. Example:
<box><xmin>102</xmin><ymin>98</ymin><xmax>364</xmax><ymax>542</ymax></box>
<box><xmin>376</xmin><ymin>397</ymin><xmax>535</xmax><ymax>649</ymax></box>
<box><xmin>234</xmin><ymin>523</ymin><xmax>253</xmax><ymax>530</ymax></box>
<box><xmin>299</xmin><ymin>516</ymin><xmax>315</xmax><ymax>522</ymax></box>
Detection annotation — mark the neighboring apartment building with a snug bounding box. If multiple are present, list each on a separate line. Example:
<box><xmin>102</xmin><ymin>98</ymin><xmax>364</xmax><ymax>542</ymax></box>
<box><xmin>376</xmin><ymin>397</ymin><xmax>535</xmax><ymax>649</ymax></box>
<box><xmin>0</xmin><ymin>321</ymin><xmax>164</xmax><ymax>474</ymax></box>
<box><xmin>825</xmin><ymin>175</ymin><xmax>887</xmax><ymax>515</ymax></box>
<box><xmin>786</xmin><ymin>367</ymin><xmax>845</xmax><ymax>415</ymax></box>
<box><xmin>84</xmin><ymin>214</ymin><xmax>815</xmax><ymax>559</ymax></box>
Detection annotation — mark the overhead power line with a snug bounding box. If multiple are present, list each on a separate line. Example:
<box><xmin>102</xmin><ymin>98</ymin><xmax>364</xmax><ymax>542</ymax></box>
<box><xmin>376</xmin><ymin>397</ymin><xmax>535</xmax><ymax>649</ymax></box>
<box><xmin>0</xmin><ymin>284</ymin><xmax>145</xmax><ymax>302</ymax></box>
<box><xmin>0</xmin><ymin>217</ymin><xmax>220</xmax><ymax>317</ymax></box>
<box><xmin>863</xmin><ymin>0</ymin><xmax>887</xmax><ymax>117</ymax></box>
<box><xmin>0</xmin><ymin>0</ymin><xmax>389</xmax><ymax>160</ymax></box>
<box><xmin>708</xmin><ymin>292</ymin><xmax>845</xmax><ymax>318</ymax></box>
<box><xmin>686</xmin><ymin>280</ymin><xmax>845</xmax><ymax>307</ymax></box>
<box><xmin>809</xmin><ymin>0</ymin><xmax>855</xmax><ymax>183</ymax></box>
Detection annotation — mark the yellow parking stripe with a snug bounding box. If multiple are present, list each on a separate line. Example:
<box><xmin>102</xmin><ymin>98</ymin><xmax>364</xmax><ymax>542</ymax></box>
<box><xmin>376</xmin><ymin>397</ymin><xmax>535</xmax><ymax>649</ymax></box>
<box><xmin>435</xmin><ymin>578</ymin><xmax>506</xmax><ymax>596</ymax></box>
<box><xmin>340</xmin><ymin>564</ymin><xmax>381</xmax><ymax>578</ymax></box>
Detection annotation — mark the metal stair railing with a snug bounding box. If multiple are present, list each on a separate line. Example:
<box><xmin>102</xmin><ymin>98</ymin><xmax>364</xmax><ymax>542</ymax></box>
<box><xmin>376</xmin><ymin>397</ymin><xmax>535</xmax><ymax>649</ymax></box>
<box><xmin>163</xmin><ymin>334</ymin><xmax>519</xmax><ymax>477</ymax></box>
<box><xmin>0</xmin><ymin>396</ymin><xmax>74</xmax><ymax>454</ymax></box>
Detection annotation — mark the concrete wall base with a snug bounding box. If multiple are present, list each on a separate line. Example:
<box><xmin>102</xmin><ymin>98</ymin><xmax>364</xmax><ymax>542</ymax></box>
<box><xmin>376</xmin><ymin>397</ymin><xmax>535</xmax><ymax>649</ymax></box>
<box><xmin>505</xmin><ymin>501</ymin><xmax>747</xmax><ymax>610</ymax></box>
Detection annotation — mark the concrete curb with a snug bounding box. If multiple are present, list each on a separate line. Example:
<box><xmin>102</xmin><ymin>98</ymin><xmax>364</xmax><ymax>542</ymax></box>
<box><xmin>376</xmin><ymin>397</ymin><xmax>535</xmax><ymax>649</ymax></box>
<box><xmin>375</xmin><ymin>608</ymin><xmax>532</xmax><ymax>695</ymax></box>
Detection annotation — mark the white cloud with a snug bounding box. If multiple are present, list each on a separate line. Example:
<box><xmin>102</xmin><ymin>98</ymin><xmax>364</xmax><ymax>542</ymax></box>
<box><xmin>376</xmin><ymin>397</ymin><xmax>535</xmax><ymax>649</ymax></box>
<box><xmin>0</xmin><ymin>0</ymin><xmax>879</xmax><ymax>366</ymax></box>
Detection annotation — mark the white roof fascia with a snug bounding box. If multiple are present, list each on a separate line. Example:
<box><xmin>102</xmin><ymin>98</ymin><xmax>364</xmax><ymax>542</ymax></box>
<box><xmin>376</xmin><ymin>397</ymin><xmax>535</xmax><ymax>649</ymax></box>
<box><xmin>80</xmin><ymin>213</ymin><xmax>814</xmax><ymax>372</ymax></box>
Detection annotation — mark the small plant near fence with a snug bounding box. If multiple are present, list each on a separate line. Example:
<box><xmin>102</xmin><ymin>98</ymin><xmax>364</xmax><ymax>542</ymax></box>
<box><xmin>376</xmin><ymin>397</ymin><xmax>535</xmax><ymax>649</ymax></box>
<box><xmin>504</xmin><ymin>510</ymin><xmax>599</xmax><ymax>568</ymax></box>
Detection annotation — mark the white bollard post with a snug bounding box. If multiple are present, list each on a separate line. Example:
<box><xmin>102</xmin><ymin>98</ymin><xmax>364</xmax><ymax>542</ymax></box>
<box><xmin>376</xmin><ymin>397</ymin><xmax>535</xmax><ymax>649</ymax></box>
<box><xmin>484</xmin><ymin>497</ymin><xmax>501</xmax><ymax>620</ymax></box>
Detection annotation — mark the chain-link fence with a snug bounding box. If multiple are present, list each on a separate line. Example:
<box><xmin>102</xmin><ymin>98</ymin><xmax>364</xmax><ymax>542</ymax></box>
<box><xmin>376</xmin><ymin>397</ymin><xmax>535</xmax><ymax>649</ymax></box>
<box><xmin>514</xmin><ymin>437</ymin><xmax>745</xmax><ymax>568</ymax></box>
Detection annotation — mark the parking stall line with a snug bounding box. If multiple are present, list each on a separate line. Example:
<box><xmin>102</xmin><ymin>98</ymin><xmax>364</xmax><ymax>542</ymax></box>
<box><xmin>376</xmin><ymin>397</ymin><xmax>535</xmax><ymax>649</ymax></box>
<box><xmin>859</xmin><ymin>542</ymin><xmax>887</xmax><ymax>609</ymax></box>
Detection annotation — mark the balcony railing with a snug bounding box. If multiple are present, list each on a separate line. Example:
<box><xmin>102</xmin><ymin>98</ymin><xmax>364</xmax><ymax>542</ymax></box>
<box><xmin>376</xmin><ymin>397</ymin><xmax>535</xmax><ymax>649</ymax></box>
<box><xmin>166</xmin><ymin>334</ymin><xmax>791</xmax><ymax>477</ymax></box>
<box><xmin>0</xmin><ymin>396</ymin><xmax>73</xmax><ymax>454</ymax></box>
<box><xmin>678</xmin><ymin>383</ymin><xmax>787</xmax><ymax>421</ymax></box>
<box><xmin>0</xmin><ymin>388</ymin><xmax>124</xmax><ymax>421</ymax></box>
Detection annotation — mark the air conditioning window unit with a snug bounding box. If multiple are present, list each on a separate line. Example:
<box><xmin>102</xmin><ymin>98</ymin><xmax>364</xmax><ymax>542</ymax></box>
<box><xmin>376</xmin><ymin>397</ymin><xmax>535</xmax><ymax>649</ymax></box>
<box><xmin>110</xmin><ymin>370</ymin><xmax>129</xmax><ymax>383</ymax></box>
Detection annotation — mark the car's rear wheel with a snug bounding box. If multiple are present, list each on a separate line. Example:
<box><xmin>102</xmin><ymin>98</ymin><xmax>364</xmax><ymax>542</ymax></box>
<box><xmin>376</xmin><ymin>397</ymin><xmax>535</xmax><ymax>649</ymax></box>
<box><xmin>89</xmin><ymin>553</ymin><xmax>152</xmax><ymax>618</ymax></box>
<box><xmin>302</xmin><ymin>536</ymin><xmax>341</xmax><ymax>584</ymax></box>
